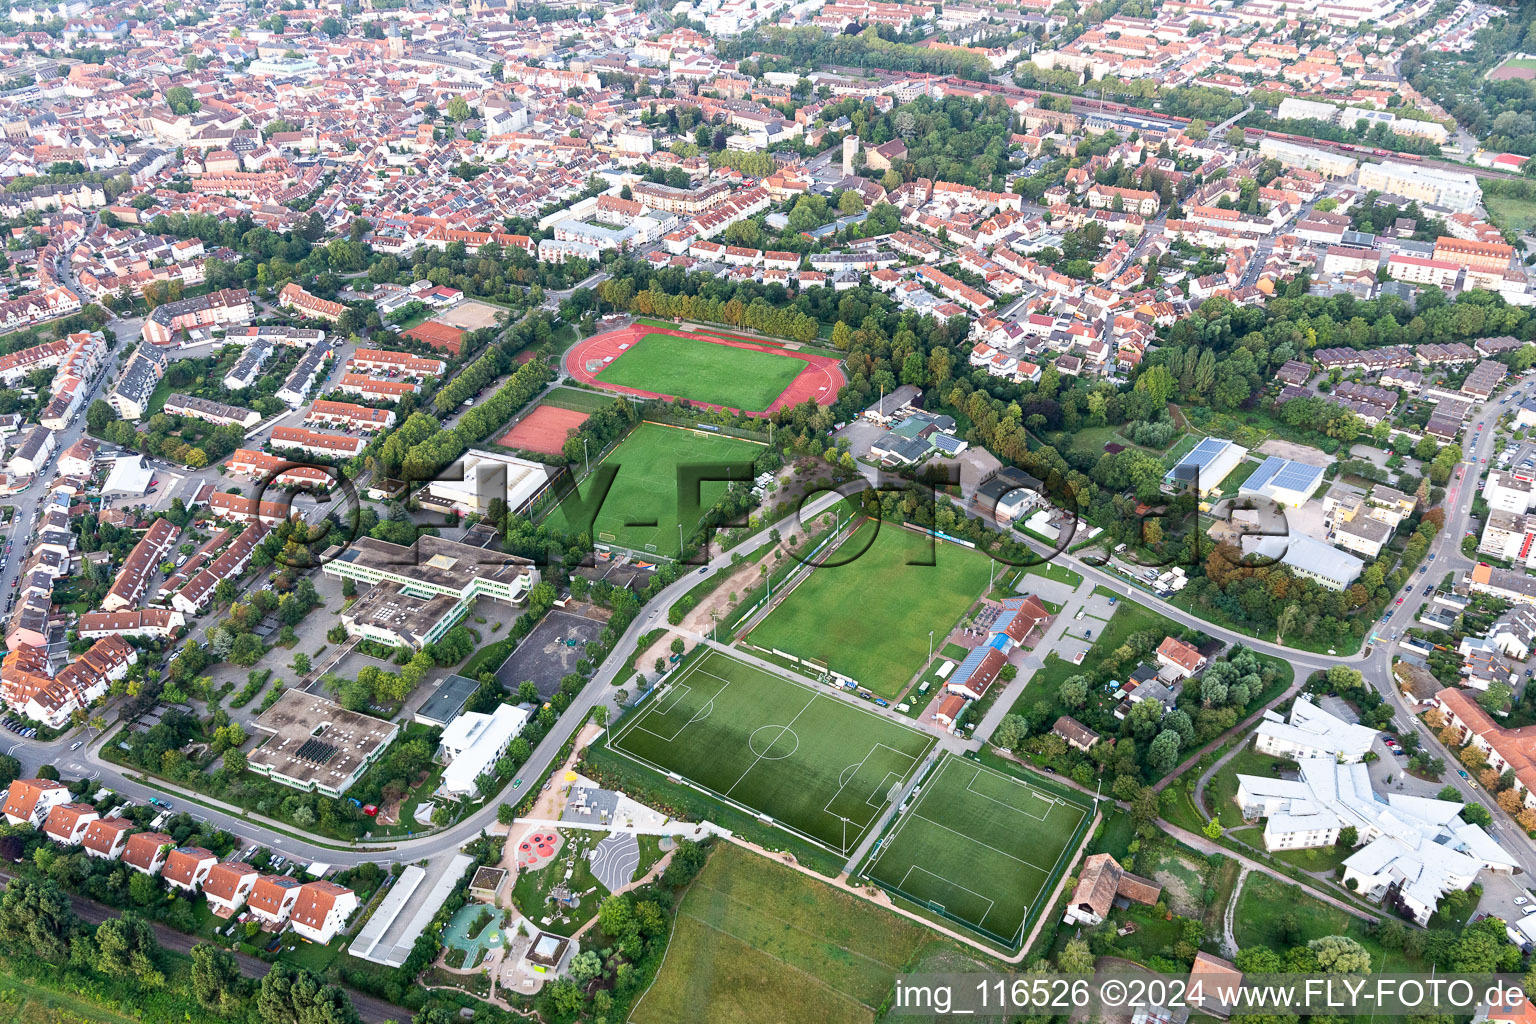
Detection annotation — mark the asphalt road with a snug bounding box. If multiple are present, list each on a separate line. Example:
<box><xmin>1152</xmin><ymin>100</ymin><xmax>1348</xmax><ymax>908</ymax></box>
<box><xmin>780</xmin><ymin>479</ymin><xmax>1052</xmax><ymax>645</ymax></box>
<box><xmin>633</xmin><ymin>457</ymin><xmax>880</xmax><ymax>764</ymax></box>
<box><xmin>8</xmin><ymin>335</ymin><xmax>1532</xmax><ymax>883</ymax></box>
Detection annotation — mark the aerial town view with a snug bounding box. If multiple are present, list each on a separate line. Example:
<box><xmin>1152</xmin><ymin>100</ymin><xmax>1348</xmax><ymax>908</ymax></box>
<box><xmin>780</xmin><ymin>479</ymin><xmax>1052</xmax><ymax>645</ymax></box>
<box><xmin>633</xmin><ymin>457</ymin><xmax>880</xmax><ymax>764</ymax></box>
<box><xmin>4</xmin><ymin>0</ymin><xmax>1536</xmax><ymax>1021</ymax></box>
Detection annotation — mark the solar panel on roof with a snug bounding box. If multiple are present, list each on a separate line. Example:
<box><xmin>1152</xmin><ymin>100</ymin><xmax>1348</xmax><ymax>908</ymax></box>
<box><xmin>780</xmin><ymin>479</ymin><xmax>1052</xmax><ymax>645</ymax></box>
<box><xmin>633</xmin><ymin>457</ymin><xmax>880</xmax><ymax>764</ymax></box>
<box><xmin>294</xmin><ymin>739</ymin><xmax>338</xmax><ymax>765</ymax></box>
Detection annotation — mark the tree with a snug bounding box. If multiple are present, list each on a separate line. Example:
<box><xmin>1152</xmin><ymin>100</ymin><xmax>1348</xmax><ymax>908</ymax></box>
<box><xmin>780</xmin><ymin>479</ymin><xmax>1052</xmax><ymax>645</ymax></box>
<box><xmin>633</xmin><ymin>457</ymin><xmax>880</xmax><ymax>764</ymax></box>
<box><xmin>1148</xmin><ymin>729</ymin><xmax>1182</xmax><ymax>772</ymax></box>
<box><xmin>1058</xmin><ymin>937</ymin><xmax>1095</xmax><ymax>974</ymax></box>
<box><xmin>1202</xmin><ymin>817</ymin><xmax>1223</xmax><ymax>840</ymax></box>
<box><xmin>0</xmin><ymin>753</ymin><xmax>19</xmax><ymax>788</ymax></box>
<box><xmin>1462</xmin><ymin>802</ymin><xmax>1493</xmax><ymax>827</ymax></box>
<box><xmin>191</xmin><ymin>943</ymin><xmax>245</xmax><ymax>1013</ymax></box>
<box><xmin>1058</xmin><ymin>675</ymin><xmax>1090</xmax><ymax>708</ymax></box>
<box><xmin>257</xmin><ymin>963</ymin><xmax>359</xmax><ymax>1024</ymax></box>
<box><xmin>165</xmin><ymin>85</ymin><xmax>199</xmax><ymax>115</ymax></box>
<box><xmin>838</xmin><ymin>189</ymin><xmax>864</xmax><ymax>214</ymax></box>
<box><xmin>1336</xmin><ymin>825</ymin><xmax>1358</xmax><ymax>847</ymax></box>
<box><xmin>1225</xmin><ymin>126</ymin><xmax>1245</xmax><ymax>147</ymax></box>
<box><xmin>0</xmin><ymin>876</ymin><xmax>76</xmax><ymax>960</ymax></box>
<box><xmin>92</xmin><ymin>913</ymin><xmax>164</xmax><ymax>986</ymax></box>
<box><xmin>991</xmin><ymin>714</ymin><xmax>1026</xmax><ymax>750</ymax></box>
<box><xmin>662</xmin><ymin>839</ymin><xmax>708</xmax><ymax>889</ymax></box>
<box><xmin>569</xmin><ymin>949</ymin><xmax>603</xmax><ymax>982</ymax></box>
<box><xmin>1308</xmin><ymin>935</ymin><xmax>1372</xmax><ymax>974</ymax></box>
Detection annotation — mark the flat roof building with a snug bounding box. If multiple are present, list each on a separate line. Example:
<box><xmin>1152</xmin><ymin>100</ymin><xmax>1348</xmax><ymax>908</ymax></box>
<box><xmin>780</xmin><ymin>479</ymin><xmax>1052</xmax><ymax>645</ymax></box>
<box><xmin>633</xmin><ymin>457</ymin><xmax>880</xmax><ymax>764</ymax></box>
<box><xmin>438</xmin><ymin>702</ymin><xmax>531</xmax><ymax>798</ymax></box>
<box><xmin>1163</xmin><ymin>437</ymin><xmax>1248</xmax><ymax>497</ymax></box>
<box><xmin>248</xmin><ymin>691</ymin><xmax>398</xmax><ymax>798</ymax></box>
<box><xmin>1240</xmin><ymin>456</ymin><xmax>1325</xmax><ymax>508</ymax></box>
<box><xmin>422</xmin><ymin>449</ymin><xmax>551</xmax><ymax>516</ymax></box>
<box><xmin>322</xmin><ymin>534</ymin><xmax>538</xmax><ymax>614</ymax></box>
<box><xmin>415</xmin><ymin>673</ymin><xmax>480</xmax><ymax>728</ymax></box>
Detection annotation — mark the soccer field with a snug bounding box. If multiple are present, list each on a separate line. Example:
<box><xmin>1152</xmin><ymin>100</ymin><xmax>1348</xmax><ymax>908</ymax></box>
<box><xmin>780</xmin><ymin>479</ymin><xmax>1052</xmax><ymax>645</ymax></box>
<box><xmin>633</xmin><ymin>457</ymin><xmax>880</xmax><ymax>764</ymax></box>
<box><xmin>597</xmin><ymin>332</ymin><xmax>805</xmax><ymax>411</ymax></box>
<box><xmin>747</xmin><ymin>521</ymin><xmax>994</xmax><ymax>697</ymax></box>
<box><xmin>543</xmin><ymin>422</ymin><xmax>763</xmax><ymax>557</ymax></box>
<box><xmin>608</xmin><ymin>648</ymin><xmax>936</xmax><ymax>854</ymax></box>
<box><xmin>862</xmin><ymin>755</ymin><xmax>1089</xmax><ymax>947</ymax></box>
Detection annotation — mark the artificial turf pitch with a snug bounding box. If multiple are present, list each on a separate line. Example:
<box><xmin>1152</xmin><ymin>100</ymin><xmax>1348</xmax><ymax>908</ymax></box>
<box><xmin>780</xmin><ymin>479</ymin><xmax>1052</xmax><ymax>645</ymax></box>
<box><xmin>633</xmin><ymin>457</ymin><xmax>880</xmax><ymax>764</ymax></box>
<box><xmin>861</xmin><ymin>754</ymin><xmax>1089</xmax><ymax>946</ymax></box>
<box><xmin>543</xmin><ymin>422</ymin><xmax>763</xmax><ymax>557</ymax></box>
<box><xmin>608</xmin><ymin>648</ymin><xmax>936</xmax><ymax>855</ymax></box>
<box><xmin>747</xmin><ymin>520</ymin><xmax>994</xmax><ymax>697</ymax></box>
<box><xmin>596</xmin><ymin>332</ymin><xmax>804</xmax><ymax>411</ymax></box>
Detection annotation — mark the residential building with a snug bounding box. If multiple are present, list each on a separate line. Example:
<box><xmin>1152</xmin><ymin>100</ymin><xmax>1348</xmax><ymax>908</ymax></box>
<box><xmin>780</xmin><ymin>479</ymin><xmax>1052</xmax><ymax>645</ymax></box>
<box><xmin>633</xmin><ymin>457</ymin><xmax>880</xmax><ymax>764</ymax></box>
<box><xmin>41</xmin><ymin>802</ymin><xmax>99</xmax><ymax>845</ymax></box>
<box><xmin>3</xmin><ymin>779</ymin><xmax>70</xmax><ymax>827</ymax></box>
<box><xmin>1254</xmin><ymin>697</ymin><xmax>1377</xmax><ymax>763</ymax></box>
<box><xmin>162</xmin><ymin>846</ymin><xmax>218</xmax><ymax>892</ymax></box>
<box><xmin>288</xmin><ymin>881</ymin><xmax>358</xmax><ymax>943</ymax></box>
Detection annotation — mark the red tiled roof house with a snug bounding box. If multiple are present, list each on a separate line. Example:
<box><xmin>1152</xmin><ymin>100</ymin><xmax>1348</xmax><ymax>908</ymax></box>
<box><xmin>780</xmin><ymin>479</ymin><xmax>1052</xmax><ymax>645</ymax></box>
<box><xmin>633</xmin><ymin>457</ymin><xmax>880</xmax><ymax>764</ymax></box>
<box><xmin>2</xmin><ymin>777</ymin><xmax>68</xmax><ymax>826</ymax></box>
<box><xmin>162</xmin><ymin>846</ymin><xmax>218</xmax><ymax>893</ymax></box>
<box><xmin>121</xmin><ymin>831</ymin><xmax>174</xmax><ymax>875</ymax></box>
<box><xmin>41</xmin><ymin>801</ymin><xmax>99</xmax><ymax>845</ymax></box>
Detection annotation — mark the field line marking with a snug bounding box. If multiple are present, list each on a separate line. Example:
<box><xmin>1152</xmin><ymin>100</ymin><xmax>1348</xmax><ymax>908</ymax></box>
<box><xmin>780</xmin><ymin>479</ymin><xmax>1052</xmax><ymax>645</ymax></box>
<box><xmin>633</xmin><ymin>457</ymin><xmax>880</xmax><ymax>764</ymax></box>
<box><xmin>722</xmin><ymin>685</ymin><xmax>818</xmax><ymax>801</ymax></box>
<box><xmin>960</xmin><ymin>763</ymin><xmax>1056</xmax><ymax>823</ymax></box>
<box><xmin>904</xmin><ymin>809</ymin><xmax>1056</xmax><ymax>875</ymax></box>
<box><xmin>612</xmin><ymin>652</ymin><xmax>718</xmax><ymax>748</ymax></box>
<box><xmin>863</xmin><ymin>757</ymin><xmax>956</xmax><ymax>877</ymax></box>
<box><xmin>897</xmin><ymin>864</ymin><xmax>996</xmax><ymax>925</ymax></box>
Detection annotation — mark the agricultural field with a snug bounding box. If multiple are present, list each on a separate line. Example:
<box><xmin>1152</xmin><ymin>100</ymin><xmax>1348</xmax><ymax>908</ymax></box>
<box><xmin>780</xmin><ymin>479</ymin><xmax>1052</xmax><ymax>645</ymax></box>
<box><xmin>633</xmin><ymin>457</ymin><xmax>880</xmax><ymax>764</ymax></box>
<box><xmin>861</xmin><ymin>755</ymin><xmax>1089</xmax><ymax>947</ymax></box>
<box><xmin>542</xmin><ymin>422</ymin><xmax>763</xmax><ymax>556</ymax></box>
<box><xmin>631</xmin><ymin>843</ymin><xmax>936</xmax><ymax>1024</ymax></box>
<box><xmin>607</xmin><ymin>648</ymin><xmax>934</xmax><ymax>854</ymax></box>
<box><xmin>747</xmin><ymin>521</ymin><xmax>994</xmax><ymax>698</ymax></box>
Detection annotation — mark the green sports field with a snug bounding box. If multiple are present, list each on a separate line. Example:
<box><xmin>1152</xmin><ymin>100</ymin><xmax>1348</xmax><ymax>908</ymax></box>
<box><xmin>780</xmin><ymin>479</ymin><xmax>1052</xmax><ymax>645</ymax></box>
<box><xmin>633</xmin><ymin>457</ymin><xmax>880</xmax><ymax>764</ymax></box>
<box><xmin>544</xmin><ymin>422</ymin><xmax>763</xmax><ymax>557</ymax></box>
<box><xmin>598</xmin><ymin>332</ymin><xmax>804</xmax><ymax>411</ymax></box>
<box><xmin>747</xmin><ymin>521</ymin><xmax>994</xmax><ymax>697</ymax></box>
<box><xmin>608</xmin><ymin>648</ymin><xmax>935</xmax><ymax>854</ymax></box>
<box><xmin>862</xmin><ymin>755</ymin><xmax>1089</xmax><ymax>947</ymax></box>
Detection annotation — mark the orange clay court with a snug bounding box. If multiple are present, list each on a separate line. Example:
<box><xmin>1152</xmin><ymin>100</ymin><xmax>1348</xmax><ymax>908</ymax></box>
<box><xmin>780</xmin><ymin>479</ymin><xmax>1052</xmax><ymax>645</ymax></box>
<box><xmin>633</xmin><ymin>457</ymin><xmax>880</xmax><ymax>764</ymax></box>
<box><xmin>498</xmin><ymin>405</ymin><xmax>591</xmax><ymax>455</ymax></box>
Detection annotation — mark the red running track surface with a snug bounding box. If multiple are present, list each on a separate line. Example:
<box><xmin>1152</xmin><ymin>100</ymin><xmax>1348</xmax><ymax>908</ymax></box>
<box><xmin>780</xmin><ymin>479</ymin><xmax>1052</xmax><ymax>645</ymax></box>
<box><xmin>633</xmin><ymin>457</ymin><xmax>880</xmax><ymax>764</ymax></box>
<box><xmin>564</xmin><ymin>323</ymin><xmax>845</xmax><ymax>416</ymax></box>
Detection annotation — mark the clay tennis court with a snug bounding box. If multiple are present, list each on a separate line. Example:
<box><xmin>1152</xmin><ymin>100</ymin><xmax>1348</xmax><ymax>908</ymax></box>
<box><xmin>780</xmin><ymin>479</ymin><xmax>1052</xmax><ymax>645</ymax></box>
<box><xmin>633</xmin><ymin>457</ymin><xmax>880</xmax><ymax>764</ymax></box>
<box><xmin>565</xmin><ymin>321</ymin><xmax>845</xmax><ymax>416</ymax></box>
<box><xmin>498</xmin><ymin>405</ymin><xmax>591</xmax><ymax>455</ymax></box>
<box><xmin>437</xmin><ymin>299</ymin><xmax>506</xmax><ymax>330</ymax></box>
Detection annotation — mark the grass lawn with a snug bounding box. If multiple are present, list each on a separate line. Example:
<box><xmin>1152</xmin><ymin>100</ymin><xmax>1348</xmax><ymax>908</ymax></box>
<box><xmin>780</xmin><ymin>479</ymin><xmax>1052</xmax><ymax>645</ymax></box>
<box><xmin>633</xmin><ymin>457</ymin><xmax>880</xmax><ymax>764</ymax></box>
<box><xmin>543</xmin><ymin>421</ymin><xmax>764</xmax><ymax>557</ymax></box>
<box><xmin>861</xmin><ymin>754</ymin><xmax>1088</xmax><ymax>947</ymax></box>
<box><xmin>609</xmin><ymin>648</ymin><xmax>933</xmax><ymax>854</ymax></box>
<box><xmin>1019</xmin><ymin>560</ymin><xmax>1083</xmax><ymax>589</ymax></box>
<box><xmin>747</xmin><ymin>521</ymin><xmax>993</xmax><ymax>697</ymax></box>
<box><xmin>510</xmin><ymin>828</ymin><xmax>610</xmax><ymax>935</ymax></box>
<box><xmin>940</xmin><ymin>642</ymin><xmax>969</xmax><ymax>660</ymax></box>
<box><xmin>1204</xmin><ymin>743</ymin><xmax>1299</xmax><ymax>827</ymax></box>
<box><xmin>542</xmin><ymin>385</ymin><xmax>625</xmax><ymax>414</ymax></box>
<box><xmin>1045</xmin><ymin>424</ymin><xmax>1122</xmax><ymax>462</ymax></box>
<box><xmin>462</xmin><ymin>638</ymin><xmax>515</xmax><ymax>679</ymax></box>
<box><xmin>1234</xmin><ymin>871</ymin><xmax>1408</xmax><ymax>970</ymax></box>
<box><xmin>631</xmin><ymin>843</ymin><xmax>934</xmax><ymax>1024</ymax></box>
<box><xmin>597</xmin><ymin>331</ymin><xmax>805</xmax><ymax>411</ymax></box>
<box><xmin>1486</xmin><ymin>193</ymin><xmax>1536</xmax><ymax>233</ymax></box>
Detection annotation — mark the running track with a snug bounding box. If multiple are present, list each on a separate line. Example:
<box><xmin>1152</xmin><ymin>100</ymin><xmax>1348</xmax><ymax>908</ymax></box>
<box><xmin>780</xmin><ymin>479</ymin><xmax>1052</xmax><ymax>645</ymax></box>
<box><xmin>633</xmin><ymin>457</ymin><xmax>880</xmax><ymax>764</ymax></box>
<box><xmin>564</xmin><ymin>322</ymin><xmax>846</xmax><ymax>416</ymax></box>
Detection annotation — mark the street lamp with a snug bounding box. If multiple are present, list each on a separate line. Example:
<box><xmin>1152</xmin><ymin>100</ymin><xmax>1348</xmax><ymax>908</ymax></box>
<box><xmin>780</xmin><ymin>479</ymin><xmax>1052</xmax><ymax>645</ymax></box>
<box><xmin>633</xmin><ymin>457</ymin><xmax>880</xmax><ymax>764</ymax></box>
<box><xmin>928</xmin><ymin>629</ymin><xmax>934</xmax><ymax>664</ymax></box>
<box><xmin>582</xmin><ymin>437</ymin><xmax>589</xmax><ymax>477</ymax></box>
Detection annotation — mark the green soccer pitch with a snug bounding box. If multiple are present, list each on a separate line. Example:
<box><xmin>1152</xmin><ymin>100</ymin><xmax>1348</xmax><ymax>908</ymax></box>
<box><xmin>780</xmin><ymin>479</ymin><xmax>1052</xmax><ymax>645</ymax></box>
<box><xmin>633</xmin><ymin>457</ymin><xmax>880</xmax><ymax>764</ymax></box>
<box><xmin>543</xmin><ymin>422</ymin><xmax>763</xmax><ymax>557</ymax></box>
<box><xmin>598</xmin><ymin>332</ymin><xmax>804</xmax><ymax>411</ymax></box>
<box><xmin>747</xmin><ymin>520</ymin><xmax>995</xmax><ymax>697</ymax></box>
<box><xmin>861</xmin><ymin>755</ymin><xmax>1090</xmax><ymax>948</ymax></box>
<box><xmin>607</xmin><ymin>648</ymin><xmax>936</xmax><ymax>855</ymax></box>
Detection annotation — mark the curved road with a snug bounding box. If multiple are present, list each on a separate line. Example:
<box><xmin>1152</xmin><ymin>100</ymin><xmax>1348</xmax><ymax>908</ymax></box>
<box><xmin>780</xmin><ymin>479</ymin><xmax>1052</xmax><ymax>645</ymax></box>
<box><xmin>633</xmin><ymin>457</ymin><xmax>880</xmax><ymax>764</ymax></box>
<box><xmin>11</xmin><ymin>373</ymin><xmax>1530</xmax><ymax>875</ymax></box>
